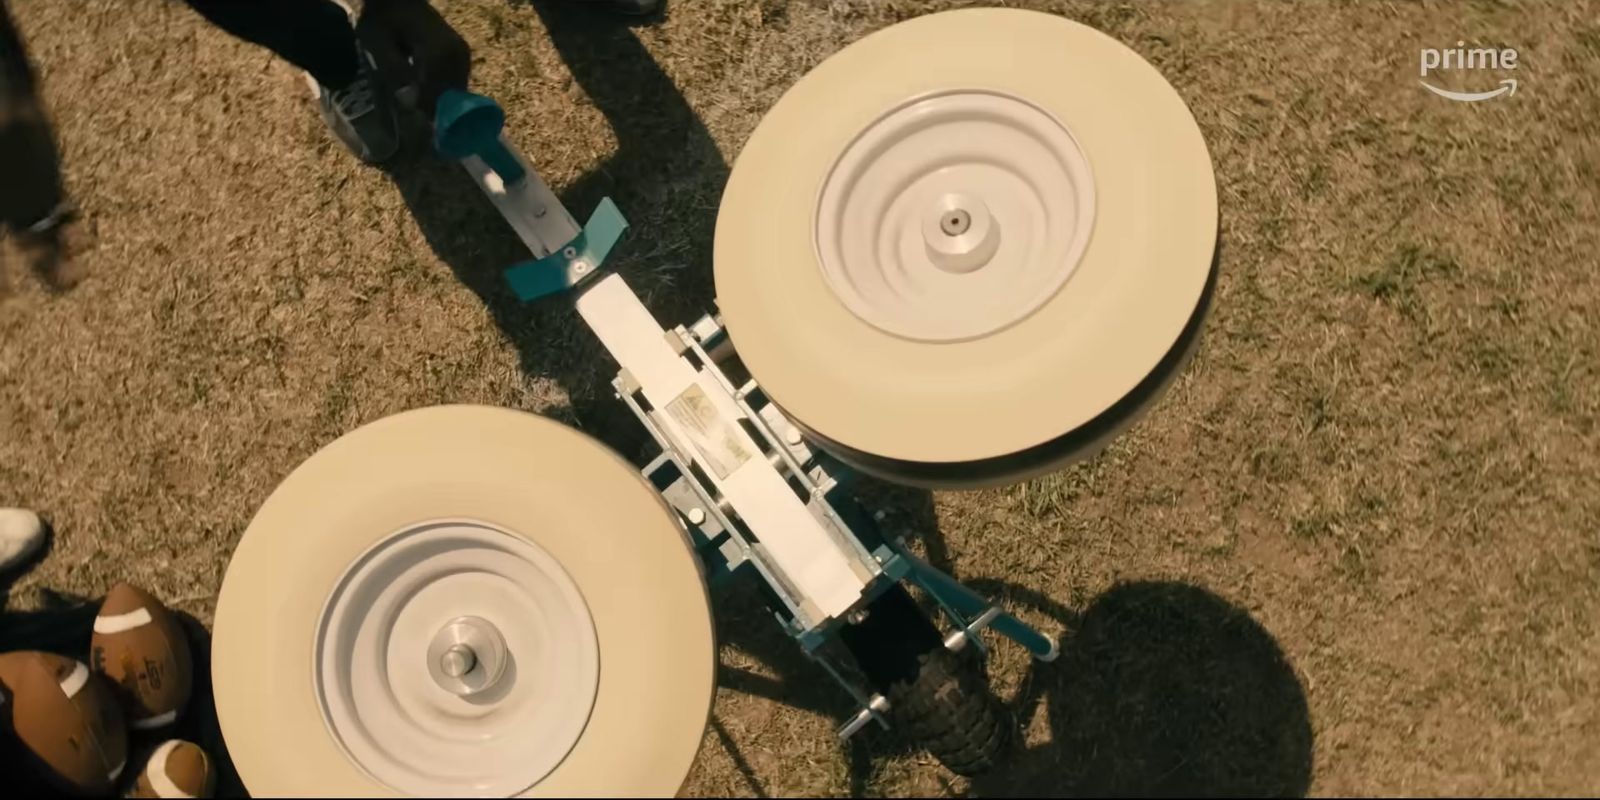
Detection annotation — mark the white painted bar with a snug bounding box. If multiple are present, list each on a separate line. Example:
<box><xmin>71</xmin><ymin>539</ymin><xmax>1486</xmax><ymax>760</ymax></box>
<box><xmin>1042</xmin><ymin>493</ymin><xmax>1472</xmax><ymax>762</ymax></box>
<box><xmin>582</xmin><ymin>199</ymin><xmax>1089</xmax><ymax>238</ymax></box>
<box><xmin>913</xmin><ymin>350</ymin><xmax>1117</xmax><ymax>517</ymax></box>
<box><xmin>459</xmin><ymin>136</ymin><xmax>582</xmax><ymax>258</ymax></box>
<box><xmin>577</xmin><ymin>275</ymin><xmax>866</xmax><ymax>619</ymax></box>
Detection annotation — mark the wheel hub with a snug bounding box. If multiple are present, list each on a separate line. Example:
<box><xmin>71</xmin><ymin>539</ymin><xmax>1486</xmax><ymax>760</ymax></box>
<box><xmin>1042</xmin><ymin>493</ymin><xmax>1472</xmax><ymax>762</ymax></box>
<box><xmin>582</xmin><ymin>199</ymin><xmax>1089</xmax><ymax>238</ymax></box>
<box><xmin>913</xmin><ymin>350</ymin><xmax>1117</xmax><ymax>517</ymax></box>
<box><xmin>922</xmin><ymin>193</ymin><xmax>1000</xmax><ymax>274</ymax></box>
<box><xmin>426</xmin><ymin>616</ymin><xmax>509</xmax><ymax>696</ymax></box>
<box><xmin>314</xmin><ymin>520</ymin><xmax>600</xmax><ymax>797</ymax></box>
<box><xmin>814</xmin><ymin>89</ymin><xmax>1097</xmax><ymax>343</ymax></box>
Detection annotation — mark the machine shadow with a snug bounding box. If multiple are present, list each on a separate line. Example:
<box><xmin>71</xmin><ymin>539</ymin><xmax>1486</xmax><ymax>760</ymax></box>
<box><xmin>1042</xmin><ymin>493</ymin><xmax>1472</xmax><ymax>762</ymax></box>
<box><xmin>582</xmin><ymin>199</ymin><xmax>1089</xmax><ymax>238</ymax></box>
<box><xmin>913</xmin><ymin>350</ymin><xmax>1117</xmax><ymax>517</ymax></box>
<box><xmin>385</xmin><ymin>0</ymin><xmax>723</xmax><ymax>461</ymax></box>
<box><xmin>965</xmin><ymin>576</ymin><xmax>1314</xmax><ymax>798</ymax></box>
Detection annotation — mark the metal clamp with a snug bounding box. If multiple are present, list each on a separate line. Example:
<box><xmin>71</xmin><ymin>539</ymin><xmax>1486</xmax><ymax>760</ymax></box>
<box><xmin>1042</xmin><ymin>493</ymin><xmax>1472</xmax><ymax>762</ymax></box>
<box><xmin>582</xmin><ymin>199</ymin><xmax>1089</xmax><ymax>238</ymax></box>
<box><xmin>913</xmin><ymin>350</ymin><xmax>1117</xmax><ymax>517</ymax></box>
<box><xmin>838</xmin><ymin>694</ymin><xmax>892</xmax><ymax>741</ymax></box>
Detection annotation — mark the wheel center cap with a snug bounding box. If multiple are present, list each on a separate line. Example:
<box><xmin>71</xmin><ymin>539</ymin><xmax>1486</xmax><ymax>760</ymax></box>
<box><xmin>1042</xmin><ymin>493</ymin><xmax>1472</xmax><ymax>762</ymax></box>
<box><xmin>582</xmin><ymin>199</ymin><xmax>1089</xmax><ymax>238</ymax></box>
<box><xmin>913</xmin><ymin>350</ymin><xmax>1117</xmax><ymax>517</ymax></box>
<box><xmin>427</xmin><ymin>616</ymin><xmax>509</xmax><ymax>696</ymax></box>
<box><xmin>814</xmin><ymin>89</ymin><xmax>1097</xmax><ymax>343</ymax></box>
<box><xmin>923</xmin><ymin>193</ymin><xmax>999</xmax><ymax>274</ymax></box>
<box><xmin>315</xmin><ymin>520</ymin><xmax>599</xmax><ymax>797</ymax></box>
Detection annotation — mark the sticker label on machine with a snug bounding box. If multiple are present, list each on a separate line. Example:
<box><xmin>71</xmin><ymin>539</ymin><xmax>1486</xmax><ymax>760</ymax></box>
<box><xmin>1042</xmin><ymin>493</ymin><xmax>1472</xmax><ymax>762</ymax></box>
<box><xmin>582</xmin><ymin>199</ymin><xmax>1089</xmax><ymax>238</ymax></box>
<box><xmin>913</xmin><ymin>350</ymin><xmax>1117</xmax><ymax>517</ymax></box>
<box><xmin>665</xmin><ymin>384</ymin><xmax>754</xmax><ymax>480</ymax></box>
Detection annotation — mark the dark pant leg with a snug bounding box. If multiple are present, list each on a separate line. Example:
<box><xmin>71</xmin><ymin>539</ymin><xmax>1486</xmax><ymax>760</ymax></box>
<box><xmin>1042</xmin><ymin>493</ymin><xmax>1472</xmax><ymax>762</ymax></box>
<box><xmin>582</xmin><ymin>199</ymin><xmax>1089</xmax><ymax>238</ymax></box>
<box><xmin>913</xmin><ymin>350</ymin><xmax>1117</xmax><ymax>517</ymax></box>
<box><xmin>1</xmin><ymin>0</ymin><xmax>38</xmax><ymax>101</ymax></box>
<box><xmin>183</xmin><ymin>0</ymin><xmax>362</xmax><ymax>89</ymax></box>
<box><xmin>0</xmin><ymin>0</ymin><xmax>65</xmax><ymax>232</ymax></box>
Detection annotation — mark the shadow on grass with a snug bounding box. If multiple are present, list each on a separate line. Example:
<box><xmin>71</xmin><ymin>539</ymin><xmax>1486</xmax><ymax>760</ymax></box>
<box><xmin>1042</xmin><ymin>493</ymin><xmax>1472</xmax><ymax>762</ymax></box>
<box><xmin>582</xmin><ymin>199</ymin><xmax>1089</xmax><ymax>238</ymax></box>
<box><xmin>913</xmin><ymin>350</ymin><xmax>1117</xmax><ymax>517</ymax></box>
<box><xmin>712</xmin><ymin>498</ymin><xmax>1313</xmax><ymax>797</ymax></box>
<box><xmin>967</xmin><ymin>576</ymin><xmax>1314</xmax><ymax>798</ymax></box>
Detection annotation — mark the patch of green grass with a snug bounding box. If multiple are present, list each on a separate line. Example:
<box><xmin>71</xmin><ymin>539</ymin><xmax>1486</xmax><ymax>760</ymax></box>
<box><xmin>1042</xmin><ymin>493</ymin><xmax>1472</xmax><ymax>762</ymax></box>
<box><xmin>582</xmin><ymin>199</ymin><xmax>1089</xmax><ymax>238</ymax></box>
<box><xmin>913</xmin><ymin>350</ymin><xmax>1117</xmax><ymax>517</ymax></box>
<box><xmin>1462</xmin><ymin>332</ymin><xmax>1521</xmax><ymax>383</ymax></box>
<box><xmin>484</xmin><ymin>6</ymin><xmax>508</xmax><ymax>42</ymax></box>
<box><xmin>1352</xmin><ymin>243</ymin><xmax>1462</xmax><ymax>318</ymax></box>
<box><xmin>1289</xmin><ymin>508</ymin><xmax>1337</xmax><ymax>540</ymax></box>
<box><xmin>1571</xmin><ymin>25</ymin><xmax>1600</xmax><ymax>62</ymax></box>
<box><xmin>1248</xmin><ymin>445</ymin><xmax>1299</xmax><ymax>484</ymax></box>
<box><xmin>1298</xmin><ymin>158</ymin><xmax>1331</xmax><ymax>198</ymax></box>
<box><xmin>1336</xmin><ymin>543</ymin><xmax>1372</xmax><ymax>582</ymax></box>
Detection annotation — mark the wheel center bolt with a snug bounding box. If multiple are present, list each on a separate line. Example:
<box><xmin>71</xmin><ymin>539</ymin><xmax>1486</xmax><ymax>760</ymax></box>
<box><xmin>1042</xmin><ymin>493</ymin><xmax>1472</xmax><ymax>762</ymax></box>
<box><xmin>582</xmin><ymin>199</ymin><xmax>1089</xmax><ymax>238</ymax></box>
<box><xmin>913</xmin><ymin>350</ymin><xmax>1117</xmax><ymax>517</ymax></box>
<box><xmin>441</xmin><ymin>644</ymin><xmax>477</xmax><ymax>678</ymax></box>
<box><xmin>923</xmin><ymin>194</ymin><xmax>999</xmax><ymax>274</ymax></box>
<box><xmin>427</xmin><ymin>616</ymin><xmax>509</xmax><ymax>696</ymax></box>
<box><xmin>941</xmin><ymin>209</ymin><xmax>972</xmax><ymax>236</ymax></box>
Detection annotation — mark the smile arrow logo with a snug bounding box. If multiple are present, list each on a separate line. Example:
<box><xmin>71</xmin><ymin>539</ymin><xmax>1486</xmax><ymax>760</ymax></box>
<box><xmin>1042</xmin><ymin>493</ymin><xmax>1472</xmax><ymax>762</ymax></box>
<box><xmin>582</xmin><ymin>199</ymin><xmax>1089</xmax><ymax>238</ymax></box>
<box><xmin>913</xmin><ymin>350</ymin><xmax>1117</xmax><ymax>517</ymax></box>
<box><xmin>1420</xmin><ymin>77</ymin><xmax>1518</xmax><ymax>101</ymax></box>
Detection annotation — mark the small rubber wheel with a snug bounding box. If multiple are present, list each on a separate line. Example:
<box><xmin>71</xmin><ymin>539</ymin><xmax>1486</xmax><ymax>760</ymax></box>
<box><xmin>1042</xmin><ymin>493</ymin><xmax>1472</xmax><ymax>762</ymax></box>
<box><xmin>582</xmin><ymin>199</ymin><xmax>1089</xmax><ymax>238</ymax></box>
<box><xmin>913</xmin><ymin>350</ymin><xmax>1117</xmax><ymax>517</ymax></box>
<box><xmin>888</xmin><ymin>646</ymin><xmax>1010</xmax><ymax>777</ymax></box>
<box><xmin>840</xmin><ymin>586</ymin><xmax>1010</xmax><ymax>776</ymax></box>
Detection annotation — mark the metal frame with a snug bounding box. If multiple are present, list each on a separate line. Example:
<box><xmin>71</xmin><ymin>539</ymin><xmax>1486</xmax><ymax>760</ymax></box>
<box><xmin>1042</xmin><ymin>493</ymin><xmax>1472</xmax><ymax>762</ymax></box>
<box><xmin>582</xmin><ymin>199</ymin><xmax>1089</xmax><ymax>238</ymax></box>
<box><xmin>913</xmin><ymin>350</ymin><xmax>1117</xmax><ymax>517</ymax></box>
<box><xmin>431</xmin><ymin>89</ymin><xmax>1058</xmax><ymax>742</ymax></box>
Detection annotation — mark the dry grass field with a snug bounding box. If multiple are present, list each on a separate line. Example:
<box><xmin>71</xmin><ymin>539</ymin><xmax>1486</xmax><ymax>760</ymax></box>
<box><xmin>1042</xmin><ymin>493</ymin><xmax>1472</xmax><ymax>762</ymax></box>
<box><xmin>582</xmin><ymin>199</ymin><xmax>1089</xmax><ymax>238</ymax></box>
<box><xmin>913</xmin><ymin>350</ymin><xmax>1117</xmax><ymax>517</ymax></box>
<box><xmin>2</xmin><ymin>0</ymin><xmax>1597</xmax><ymax>796</ymax></box>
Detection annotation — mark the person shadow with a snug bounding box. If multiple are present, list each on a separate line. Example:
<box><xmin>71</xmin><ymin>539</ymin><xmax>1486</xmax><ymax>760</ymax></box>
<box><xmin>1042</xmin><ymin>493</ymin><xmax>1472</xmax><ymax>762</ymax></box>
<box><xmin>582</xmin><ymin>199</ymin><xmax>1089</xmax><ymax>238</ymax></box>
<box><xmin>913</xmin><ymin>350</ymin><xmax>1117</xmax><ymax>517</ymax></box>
<box><xmin>857</xmin><ymin>484</ymin><xmax>1315</xmax><ymax>797</ymax></box>
<box><xmin>382</xmin><ymin>0</ymin><xmax>720</xmax><ymax>462</ymax></box>
<box><xmin>964</xmin><ymin>573</ymin><xmax>1315</xmax><ymax>798</ymax></box>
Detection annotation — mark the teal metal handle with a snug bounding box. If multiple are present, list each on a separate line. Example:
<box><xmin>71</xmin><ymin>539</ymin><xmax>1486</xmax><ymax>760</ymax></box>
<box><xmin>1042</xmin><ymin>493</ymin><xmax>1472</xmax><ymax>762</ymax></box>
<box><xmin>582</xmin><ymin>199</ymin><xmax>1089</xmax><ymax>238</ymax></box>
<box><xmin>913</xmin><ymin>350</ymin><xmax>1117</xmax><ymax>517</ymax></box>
<box><xmin>433</xmin><ymin>89</ymin><xmax>526</xmax><ymax>185</ymax></box>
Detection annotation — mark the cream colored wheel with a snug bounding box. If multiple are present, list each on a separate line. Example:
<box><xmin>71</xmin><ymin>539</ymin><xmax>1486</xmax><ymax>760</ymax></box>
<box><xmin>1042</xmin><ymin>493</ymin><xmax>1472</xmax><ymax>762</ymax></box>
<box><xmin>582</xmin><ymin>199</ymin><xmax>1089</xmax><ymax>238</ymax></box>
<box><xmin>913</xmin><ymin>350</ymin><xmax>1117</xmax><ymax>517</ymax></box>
<box><xmin>715</xmin><ymin>8</ymin><xmax>1219</xmax><ymax>488</ymax></box>
<box><xmin>213</xmin><ymin>406</ymin><xmax>714</xmax><ymax>797</ymax></box>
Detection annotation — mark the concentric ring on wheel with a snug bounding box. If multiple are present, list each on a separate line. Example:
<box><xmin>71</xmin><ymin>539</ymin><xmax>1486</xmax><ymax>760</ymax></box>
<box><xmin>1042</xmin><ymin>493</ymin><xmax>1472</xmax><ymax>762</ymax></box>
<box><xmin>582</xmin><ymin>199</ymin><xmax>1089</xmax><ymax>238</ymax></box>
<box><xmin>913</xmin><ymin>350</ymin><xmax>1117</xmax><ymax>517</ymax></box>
<box><xmin>714</xmin><ymin>8</ymin><xmax>1219</xmax><ymax>487</ymax></box>
<box><xmin>213</xmin><ymin>406</ymin><xmax>714</xmax><ymax>797</ymax></box>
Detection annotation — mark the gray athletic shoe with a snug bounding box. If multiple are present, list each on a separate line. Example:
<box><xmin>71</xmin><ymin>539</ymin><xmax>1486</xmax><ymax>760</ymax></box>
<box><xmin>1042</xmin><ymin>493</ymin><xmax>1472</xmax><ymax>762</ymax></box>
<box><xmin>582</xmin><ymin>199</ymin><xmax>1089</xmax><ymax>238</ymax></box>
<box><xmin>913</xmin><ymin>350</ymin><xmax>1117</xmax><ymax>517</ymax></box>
<box><xmin>309</xmin><ymin>54</ymin><xmax>401</xmax><ymax>164</ymax></box>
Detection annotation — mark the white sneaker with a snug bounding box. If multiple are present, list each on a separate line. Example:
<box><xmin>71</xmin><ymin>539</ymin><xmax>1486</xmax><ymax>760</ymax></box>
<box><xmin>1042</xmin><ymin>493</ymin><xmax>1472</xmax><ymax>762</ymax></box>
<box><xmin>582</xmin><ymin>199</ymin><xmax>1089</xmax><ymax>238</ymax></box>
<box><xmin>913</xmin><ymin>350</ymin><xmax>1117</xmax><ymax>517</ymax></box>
<box><xmin>0</xmin><ymin>508</ymin><xmax>46</xmax><ymax>572</ymax></box>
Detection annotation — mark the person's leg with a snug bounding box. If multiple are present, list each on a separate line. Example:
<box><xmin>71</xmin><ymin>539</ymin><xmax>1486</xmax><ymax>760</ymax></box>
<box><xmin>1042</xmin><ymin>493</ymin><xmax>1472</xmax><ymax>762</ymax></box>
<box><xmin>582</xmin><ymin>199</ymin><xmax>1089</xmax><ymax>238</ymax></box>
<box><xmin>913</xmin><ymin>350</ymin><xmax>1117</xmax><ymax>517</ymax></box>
<box><xmin>1</xmin><ymin>0</ymin><xmax>84</xmax><ymax>290</ymax></box>
<box><xmin>184</xmin><ymin>0</ymin><xmax>361</xmax><ymax>89</ymax></box>
<box><xmin>183</xmin><ymin>0</ymin><xmax>400</xmax><ymax>163</ymax></box>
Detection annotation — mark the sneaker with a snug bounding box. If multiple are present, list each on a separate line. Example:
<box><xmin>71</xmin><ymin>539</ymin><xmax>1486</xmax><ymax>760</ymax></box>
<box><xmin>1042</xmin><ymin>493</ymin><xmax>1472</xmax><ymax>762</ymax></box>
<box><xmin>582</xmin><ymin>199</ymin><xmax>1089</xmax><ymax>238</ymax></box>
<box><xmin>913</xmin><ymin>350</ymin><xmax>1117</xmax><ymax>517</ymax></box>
<box><xmin>309</xmin><ymin>51</ymin><xmax>401</xmax><ymax>165</ymax></box>
<box><xmin>0</xmin><ymin>508</ymin><xmax>45</xmax><ymax>573</ymax></box>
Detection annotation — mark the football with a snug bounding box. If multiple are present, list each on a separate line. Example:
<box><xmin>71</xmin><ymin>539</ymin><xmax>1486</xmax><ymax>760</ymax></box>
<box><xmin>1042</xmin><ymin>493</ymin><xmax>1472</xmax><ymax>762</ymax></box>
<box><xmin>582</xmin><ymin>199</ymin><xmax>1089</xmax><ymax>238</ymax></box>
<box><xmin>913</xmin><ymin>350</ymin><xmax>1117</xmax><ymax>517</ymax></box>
<box><xmin>90</xmin><ymin>582</ymin><xmax>194</xmax><ymax>730</ymax></box>
<box><xmin>0</xmin><ymin>650</ymin><xmax>128</xmax><ymax>796</ymax></box>
<box><xmin>130</xmin><ymin>739</ymin><xmax>217</xmax><ymax>799</ymax></box>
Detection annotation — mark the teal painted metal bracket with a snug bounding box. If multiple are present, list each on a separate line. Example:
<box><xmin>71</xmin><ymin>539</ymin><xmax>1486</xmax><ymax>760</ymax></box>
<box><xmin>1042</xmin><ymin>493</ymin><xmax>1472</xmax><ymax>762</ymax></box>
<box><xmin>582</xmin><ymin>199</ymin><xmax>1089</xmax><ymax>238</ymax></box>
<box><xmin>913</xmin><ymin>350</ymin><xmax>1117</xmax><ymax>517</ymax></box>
<box><xmin>433</xmin><ymin>88</ymin><xmax>629</xmax><ymax>302</ymax></box>
<box><xmin>503</xmin><ymin>197</ymin><xmax>629</xmax><ymax>302</ymax></box>
<box><xmin>888</xmin><ymin>541</ymin><xmax>1059</xmax><ymax>661</ymax></box>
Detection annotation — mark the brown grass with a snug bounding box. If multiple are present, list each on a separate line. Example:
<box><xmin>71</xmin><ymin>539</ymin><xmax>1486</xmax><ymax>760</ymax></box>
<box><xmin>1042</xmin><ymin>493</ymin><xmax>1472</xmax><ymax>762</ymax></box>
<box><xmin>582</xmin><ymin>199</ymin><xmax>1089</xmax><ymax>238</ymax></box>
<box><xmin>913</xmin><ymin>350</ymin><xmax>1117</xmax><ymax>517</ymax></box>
<box><xmin>3</xmin><ymin>0</ymin><xmax>1598</xmax><ymax>796</ymax></box>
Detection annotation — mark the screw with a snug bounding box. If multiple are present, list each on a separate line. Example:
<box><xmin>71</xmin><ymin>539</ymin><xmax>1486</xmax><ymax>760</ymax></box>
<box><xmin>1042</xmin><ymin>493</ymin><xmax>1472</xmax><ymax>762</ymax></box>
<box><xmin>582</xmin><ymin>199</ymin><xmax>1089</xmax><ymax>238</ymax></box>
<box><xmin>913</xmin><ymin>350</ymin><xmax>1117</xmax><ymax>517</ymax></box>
<box><xmin>440</xmin><ymin>644</ymin><xmax>477</xmax><ymax>678</ymax></box>
<box><xmin>687</xmin><ymin>508</ymin><xmax>707</xmax><ymax>526</ymax></box>
<box><xmin>574</xmin><ymin>260</ymin><xmax>591</xmax><ymax>274</ymax></box>
<box><xmin>563</xmin><ymin>246</ymin><xmax>579</xmax><ymax>259</ymax></box>
<box><xmin>941</xmin><ymin>209</ymin><xmax>972</xmax><ymax>236</ymax></box>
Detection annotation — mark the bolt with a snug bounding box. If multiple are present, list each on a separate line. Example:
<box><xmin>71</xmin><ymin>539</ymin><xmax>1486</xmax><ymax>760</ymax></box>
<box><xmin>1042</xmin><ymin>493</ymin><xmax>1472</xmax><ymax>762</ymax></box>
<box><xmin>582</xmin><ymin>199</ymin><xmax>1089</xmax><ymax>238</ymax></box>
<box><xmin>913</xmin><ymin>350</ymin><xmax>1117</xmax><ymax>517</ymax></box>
<box><xmin>574</xmin><ymin>260</ymin><xmax>591</xmax><ymax>274</ymax></box>
<box><xmin>940</xmin><ymin>208</ymin><xmax>972</xmax><ymax>236</ymax></box>
<box><xmin>440</xmin><ymin>644</ymin><xmax>477</xmax><ymax>678</ymax></box>
<box><xmin>784</xmin><ymin>426</ymin><xmax>803</xmax><ymax>446</ymax></box>
<box><xmin>687</xmin><ymin>507</ymin><xmax>707</xmax><ymax>526</ymax></box>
